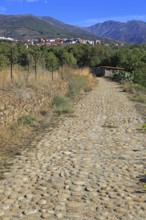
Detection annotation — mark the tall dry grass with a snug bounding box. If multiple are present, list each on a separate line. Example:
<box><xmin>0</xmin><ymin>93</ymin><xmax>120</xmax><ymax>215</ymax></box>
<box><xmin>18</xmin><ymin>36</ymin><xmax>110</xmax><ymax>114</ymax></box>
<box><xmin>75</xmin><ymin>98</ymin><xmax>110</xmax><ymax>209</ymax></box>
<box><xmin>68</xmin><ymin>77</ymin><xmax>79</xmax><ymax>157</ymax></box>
<box><xmin>123</xmin><ymin>81</ymin><xmax>146</xmax><ymax>103</ymax></box>
<box><xmin>0</xmin><ymin>65</ymin><xmax>94</xmax><ymax>90</ymax></box>
<box><xmin>0</xmin><ymin>65</ymin><xmax>60</xmax><ymax>90</ymax></box>
<box><xmin>59</xmin><ymin>66</ymin><xmax>94</xmax><ymax>87</ymax></box>
<box><xmin>73</xmin><ymin>67</ymin><xmax>94</xmax><ymax>88</ymax></box>
<box><xmin>0</xmin><ymin>65</ymin><xmax>95</xmax><ymax>155</ymax></box>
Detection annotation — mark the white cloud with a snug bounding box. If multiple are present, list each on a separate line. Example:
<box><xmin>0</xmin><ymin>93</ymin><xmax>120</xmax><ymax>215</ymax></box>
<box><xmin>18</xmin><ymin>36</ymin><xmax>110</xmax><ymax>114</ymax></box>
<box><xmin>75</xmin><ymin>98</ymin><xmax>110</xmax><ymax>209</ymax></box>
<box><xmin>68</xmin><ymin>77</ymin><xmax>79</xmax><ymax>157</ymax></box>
<box><xmin>75</xmin><ymin>14</ymin><xmax>146</xmax><ymax>27</ymax></box>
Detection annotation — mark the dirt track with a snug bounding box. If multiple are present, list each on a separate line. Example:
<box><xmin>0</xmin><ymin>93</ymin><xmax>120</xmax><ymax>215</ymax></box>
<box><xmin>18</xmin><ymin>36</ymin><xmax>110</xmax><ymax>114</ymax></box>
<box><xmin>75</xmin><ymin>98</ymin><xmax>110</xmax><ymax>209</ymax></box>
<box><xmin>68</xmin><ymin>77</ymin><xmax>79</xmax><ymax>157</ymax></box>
<box><xmin>0</xmin><ymin>78</ymin><xmax>146</xmax><ymax>220</ymax></box>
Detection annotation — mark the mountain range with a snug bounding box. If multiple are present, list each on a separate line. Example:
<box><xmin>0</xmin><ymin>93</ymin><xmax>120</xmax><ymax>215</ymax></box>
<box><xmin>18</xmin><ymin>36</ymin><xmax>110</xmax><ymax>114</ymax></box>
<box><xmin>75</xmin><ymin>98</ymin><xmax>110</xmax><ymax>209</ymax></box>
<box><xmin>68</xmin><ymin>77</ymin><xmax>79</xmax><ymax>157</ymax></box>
<box><xmin>86</xmin><ymin>20</ymin><xmax>146</xmax><ymax>44</ymax></box>
<box><xmin>0</xmin><ymin>14</ymin><xmax>96</xmax><ymax>40</ymax></box>
<box><xmin>0</xmin><ymin>14</ymin><xmax>146</xmax><ymax>44</ymax></box>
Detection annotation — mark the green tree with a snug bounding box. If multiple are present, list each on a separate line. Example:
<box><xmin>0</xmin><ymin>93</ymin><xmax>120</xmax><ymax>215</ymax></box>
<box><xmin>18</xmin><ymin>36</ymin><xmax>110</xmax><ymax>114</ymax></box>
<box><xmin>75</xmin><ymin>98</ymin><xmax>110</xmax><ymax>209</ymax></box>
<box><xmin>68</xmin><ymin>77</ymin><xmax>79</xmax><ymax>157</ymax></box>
<box><xmin>60</xmin><ymin>50</ymin><xmax>77</xmax><ymax>66</ymax></box>
<box><xmin>46</xmin><ymin>51</ymin><xmax>59</xmax><ymax>80</ymax></box>
<box><xmin>0</xmin><ymin>54</ymin><xmax>9</xmax><ymax>70</ymax></box>
<box><xmin>17</xmin><ymin>43</ymin><xmax>29</xmax><ymax>66</ymax></box>
<box><xmin>31</xmin><ymin>46</ymin><xmax>42</xmax><ymax>79</ymax></box>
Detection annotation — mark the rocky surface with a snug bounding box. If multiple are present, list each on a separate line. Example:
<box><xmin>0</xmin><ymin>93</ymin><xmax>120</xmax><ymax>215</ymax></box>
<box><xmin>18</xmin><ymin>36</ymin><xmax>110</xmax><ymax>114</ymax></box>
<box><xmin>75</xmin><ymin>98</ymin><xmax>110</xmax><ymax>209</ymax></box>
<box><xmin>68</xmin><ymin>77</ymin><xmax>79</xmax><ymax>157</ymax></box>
<box><xmin>0</xmin><ymin>78</ymin><xmax>146</xmax><ymax>219</ymax></box>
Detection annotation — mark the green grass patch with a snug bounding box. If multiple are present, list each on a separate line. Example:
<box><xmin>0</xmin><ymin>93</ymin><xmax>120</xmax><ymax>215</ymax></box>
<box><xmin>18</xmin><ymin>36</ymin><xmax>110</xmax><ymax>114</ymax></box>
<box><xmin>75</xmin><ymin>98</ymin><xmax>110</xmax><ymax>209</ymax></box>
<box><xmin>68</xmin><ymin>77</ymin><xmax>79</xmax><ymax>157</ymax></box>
<box><xmin>52</xmin><ymin>96</ymin><xmax>73</xmax><ymax>115</ymax></box>
<box><xmin>18</xmin><ymin>115</ymin><xmax>36</xmax><ymax>125</ymax></box>
<box><xmin>141</xmin><ymin>123</ymin><xmax>146</xmax><ymax>131</ymax></box>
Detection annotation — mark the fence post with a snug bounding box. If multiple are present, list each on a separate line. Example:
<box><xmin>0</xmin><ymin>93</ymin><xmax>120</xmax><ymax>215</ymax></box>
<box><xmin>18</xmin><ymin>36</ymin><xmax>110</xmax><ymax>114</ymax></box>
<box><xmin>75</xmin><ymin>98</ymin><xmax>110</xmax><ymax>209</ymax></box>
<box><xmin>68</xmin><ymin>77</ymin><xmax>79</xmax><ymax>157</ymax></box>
<box><xmin>10</xmin><ymin>44</ymin><xmax>13</xmax><ymax>82</ymax></box>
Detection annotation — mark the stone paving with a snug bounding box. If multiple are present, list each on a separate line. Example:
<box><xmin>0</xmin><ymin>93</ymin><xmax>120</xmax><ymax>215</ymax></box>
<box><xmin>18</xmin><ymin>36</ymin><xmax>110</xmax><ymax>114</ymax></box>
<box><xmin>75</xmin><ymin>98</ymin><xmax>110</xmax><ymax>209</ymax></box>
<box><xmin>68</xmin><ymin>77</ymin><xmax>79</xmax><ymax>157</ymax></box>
<box><xmin>0</xmin><ymin>78</ymin><xmax>146</xmax><ymax>220</ymax></box>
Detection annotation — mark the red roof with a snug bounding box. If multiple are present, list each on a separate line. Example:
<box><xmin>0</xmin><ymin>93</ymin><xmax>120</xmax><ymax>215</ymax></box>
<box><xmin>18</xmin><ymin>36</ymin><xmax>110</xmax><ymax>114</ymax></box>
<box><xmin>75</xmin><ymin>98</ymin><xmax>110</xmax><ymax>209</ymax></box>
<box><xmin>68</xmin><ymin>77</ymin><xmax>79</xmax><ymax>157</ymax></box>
<box><xmin>98</xmin><ymin>66</ymin><xmax>124</xmax><ymax>70</ymax></box>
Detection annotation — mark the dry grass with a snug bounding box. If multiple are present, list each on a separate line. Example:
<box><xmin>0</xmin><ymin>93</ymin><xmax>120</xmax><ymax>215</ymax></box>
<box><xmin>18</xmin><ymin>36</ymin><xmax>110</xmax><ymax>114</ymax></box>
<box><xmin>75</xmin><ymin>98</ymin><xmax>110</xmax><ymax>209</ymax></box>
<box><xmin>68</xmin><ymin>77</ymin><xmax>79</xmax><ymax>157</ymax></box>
<box><xmin>0</xmin><ymin>124</ymin><xmax>30</xmax><ymax>152</ymax></box>
<box><xmin>60</xmin><ymin>66</ymin><xmax>94</xmax><ymax>87</ymax></box>
<box><xmin>0</xmin><ymin>65</ymin><xmax>95</xmax><ymax>152</ymax></box>
<box><xmin>123</xmin><ymin>82</ymin><xmax>146</xmax><ymax>103</ymax></box>
<box><xmin>60</xmin><ymin>66</ymin><xmax>95</xmax><ymax>98</ymax></box>
<box><xmin>0</xmin><ymin>65</ymin><xmax>60</xmax><ymax>90</ymax></box>
<box><xmin>73</xmin><ymin>68</ymin><xmax>94</xmax><ymax>88</ymax></box>
<box><xmin>129</xmin><ymin>93</ymin><xmax>146</xmax><ymax>103</ymax></box>
<box><xmin>123</xmin><ymin>82</ymin><xmax>146</xmax><ymax>94</ymax></box>
<box><xmin>0</xmin><ymin>65</ymin><xmax>94</xmax><ymax>91</ymax></box>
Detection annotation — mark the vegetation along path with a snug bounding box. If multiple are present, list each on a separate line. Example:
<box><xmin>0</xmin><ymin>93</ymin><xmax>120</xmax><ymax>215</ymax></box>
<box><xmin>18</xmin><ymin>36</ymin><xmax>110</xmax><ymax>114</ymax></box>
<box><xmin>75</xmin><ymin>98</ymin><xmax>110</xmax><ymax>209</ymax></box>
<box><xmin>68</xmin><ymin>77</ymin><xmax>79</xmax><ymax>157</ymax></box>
<box><xmin>0</xmin><ymin>78</ymin><xmax>146</xmax><ymax>220</ymax></box>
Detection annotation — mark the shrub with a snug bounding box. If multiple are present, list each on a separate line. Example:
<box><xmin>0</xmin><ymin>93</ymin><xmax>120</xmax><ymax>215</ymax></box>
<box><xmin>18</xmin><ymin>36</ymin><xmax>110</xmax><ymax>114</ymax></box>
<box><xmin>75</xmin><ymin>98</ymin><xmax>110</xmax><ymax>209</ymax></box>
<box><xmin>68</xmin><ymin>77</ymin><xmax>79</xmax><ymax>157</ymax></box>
<box><xmin>123</xmin><ymin>82</ymin><xmax>146</xmax><ymax>94</ymax></box>
<box><xmin>123</xmin><ymin>81</ymin><xmax>146</xmax><ymax>103</ymax></box>
<box><xmin>67</xmin><ymin>74</ymin><xmax>89</xmax><ymax>98</ymax></box>
<box><xmin>18</xmin><ymin>115</ymin><xmax>36</xmax><ymax>125</ymax></box>
<box><xmin>142</xmin><ymin>123</ymin><xmax>146</xmax><ymax>131</ymax></box>
<box><xmin>52</xmin><ymin>96</ymin><xmax>73</xmax><ymax>114</ymax></box>
<box><xmin>129</xmin><ymin>93</ymin><xmax>146</xmax><ymax>103</ymax></box>
<box><xmin>133</xmin><ymin>68</ymin><xmax>146</xmax><ymax>88</ymax></box>
<box><xmin>112</xmin><ymin>70</ymin><xmax>134</xmax><ymax>82</ymax></box>
<box><xmin>62</xmin><ymin>67</ymin><xmax>94</xmax><ymax>98</ymax></box>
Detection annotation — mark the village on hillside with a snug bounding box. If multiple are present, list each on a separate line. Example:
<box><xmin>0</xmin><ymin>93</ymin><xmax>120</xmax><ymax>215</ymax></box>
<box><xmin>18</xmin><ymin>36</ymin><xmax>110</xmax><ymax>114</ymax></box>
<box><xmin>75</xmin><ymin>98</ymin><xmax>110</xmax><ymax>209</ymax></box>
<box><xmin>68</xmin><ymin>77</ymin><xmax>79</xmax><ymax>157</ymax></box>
<box><xmin>0</xmin><ymin>36</ymin><xmax>125</xmax><ymax>47</ymax></box>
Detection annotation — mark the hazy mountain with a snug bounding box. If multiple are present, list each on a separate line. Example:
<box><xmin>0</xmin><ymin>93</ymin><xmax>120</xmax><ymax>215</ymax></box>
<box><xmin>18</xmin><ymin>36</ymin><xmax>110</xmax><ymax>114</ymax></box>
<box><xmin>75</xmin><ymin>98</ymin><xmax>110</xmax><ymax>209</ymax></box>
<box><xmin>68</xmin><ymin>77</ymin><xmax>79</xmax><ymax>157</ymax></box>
<box><xmin>86</xmin><ymin>20</ymin><xmax>146</xmax><ymax>44</ymax></box>
<box><xmin>0</xmin><ymin>14</ymin><xmax>96</xmax><ymax>40</ymax></box>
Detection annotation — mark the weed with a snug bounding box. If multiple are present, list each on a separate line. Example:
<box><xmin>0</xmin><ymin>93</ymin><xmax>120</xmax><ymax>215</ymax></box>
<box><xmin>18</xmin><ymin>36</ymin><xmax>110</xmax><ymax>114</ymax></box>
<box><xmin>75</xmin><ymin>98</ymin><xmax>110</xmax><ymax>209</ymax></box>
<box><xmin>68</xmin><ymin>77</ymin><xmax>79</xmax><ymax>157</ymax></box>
<box><xmin>129</xmin><ymin>93</ymin><xmax>146</xmax><ymax>103</ymax></box>
<box><xmin>143</xmin><ymin>172</ymin><xmax>146</xmax><ymax>189</ymax></box>
<box><xmin>18</xmin><ymin>115</ymin><xmax>36</xmax><ymax>125</ymax></box>
<box><xmin>141</xmin><ymin>123</ymin><xmax>146</xmax><ymax>131</ymax></box>
<box><xmin>68</xmin><ymin>75</ymin><xmax>88</xmax><ymax>97</ymax></box>
<box><xmin>52</xmin><ymin>96</ymin><xmax>73</xmax><ymax>115</ymax></box>
<box><xmin>123</xmin><ymin>82</ymin><xmax>146</xmax><ymax>103</ymax></box>
<box><xmin>63</xmin><ymin>67</ymin><xmax>94</xmax><ymax>98</ymax></box>
<box><xmin>10</xmin><ymin>123</ymin><xmax>19</xmax><ymax>135</ymax></box>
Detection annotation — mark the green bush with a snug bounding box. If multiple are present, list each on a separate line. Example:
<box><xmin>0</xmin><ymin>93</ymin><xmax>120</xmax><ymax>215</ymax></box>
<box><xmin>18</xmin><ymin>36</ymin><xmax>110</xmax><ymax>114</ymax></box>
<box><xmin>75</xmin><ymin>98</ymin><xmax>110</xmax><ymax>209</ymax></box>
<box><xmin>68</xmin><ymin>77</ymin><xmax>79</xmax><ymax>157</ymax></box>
<box><xmin>112</xmin><ymin>70</ymin><xmax>134</xmax><ymax>82</ymax></box>
<box><xmin>18</xmin><ymin>115</ymin><xmax>36</xmax><ymax>125</ymax></box>
<box><xmin>52</xmin><ymin>96</ymin><xmax>73</xmax><ymax>115</ymax></box>
<box><xmin>133</xmin><ymin>68</ymin><xmax>146</xmax><ymax>88</ymax></box>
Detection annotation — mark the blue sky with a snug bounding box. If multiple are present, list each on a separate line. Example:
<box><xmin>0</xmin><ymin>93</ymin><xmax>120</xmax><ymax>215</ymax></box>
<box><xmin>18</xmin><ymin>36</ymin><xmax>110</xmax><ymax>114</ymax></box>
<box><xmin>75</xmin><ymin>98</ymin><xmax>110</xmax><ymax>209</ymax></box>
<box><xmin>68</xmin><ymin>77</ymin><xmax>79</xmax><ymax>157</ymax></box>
<box><xmin>1</xmin><ymin>0</ymin><xmax>146</xmax><ymax>26</ymax></box>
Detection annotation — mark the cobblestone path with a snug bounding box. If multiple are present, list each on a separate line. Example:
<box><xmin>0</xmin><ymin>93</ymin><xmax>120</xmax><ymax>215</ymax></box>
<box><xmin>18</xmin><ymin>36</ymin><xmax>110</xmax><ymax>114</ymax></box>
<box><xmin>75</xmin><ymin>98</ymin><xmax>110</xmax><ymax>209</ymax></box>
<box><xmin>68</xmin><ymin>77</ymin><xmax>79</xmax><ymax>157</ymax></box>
<box><xmin>0</xmin><ymin>78</ymin><xmax>146</xmax><ymax>220</ymax></box>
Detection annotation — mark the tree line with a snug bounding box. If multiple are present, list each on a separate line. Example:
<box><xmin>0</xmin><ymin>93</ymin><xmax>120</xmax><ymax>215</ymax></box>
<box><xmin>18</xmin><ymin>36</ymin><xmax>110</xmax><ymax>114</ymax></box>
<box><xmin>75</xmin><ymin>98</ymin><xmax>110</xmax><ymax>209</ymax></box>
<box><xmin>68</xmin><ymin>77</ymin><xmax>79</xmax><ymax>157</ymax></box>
<box><xmin>0</xmin><ymin>41</ymin><xmax>146</xmax><ymax>87</ymax></box>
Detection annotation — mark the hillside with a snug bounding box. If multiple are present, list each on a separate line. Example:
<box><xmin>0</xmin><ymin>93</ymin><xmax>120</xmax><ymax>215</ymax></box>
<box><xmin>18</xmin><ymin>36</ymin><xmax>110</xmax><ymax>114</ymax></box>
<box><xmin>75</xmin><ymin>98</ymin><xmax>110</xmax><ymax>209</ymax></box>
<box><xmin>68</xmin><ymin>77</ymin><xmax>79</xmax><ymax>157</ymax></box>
<box><xmin>86</xmin><ymin>20</ymin><xmax>146</xmax><ymax>44</ymax></box>
<box><xmin>0</xmin><ymin>14</ymin><xmax>96</xmax><ymax>40</ymax></box>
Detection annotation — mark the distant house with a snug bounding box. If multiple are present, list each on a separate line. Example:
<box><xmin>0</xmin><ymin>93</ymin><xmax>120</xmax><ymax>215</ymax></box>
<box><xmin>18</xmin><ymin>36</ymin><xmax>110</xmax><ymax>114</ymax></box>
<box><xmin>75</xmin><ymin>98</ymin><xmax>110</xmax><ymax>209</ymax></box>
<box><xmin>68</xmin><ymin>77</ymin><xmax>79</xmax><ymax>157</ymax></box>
<box><xmin>63</xmin><ymin>39</ymin><xmax>77</xmax><ymax>45</ymax></box>
<box><xmin>94</xmin><ymin>40</ymin><xmax>101</xmax><ymax>45</ymax></box>
<box><xmin>93</xmin><ymin>66</ymin><xmax>125</xmax><ymax>77</ymax></box>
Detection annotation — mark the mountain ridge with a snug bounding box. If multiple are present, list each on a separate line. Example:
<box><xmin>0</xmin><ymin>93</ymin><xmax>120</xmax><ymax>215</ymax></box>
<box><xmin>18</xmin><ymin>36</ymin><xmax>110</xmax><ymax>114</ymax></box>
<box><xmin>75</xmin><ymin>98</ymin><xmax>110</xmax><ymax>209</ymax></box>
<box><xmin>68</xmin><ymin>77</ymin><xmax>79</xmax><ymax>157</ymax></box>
<box><xmin>0</xmin><ymin>14</ymin><xmax>97</xmax><ymax>40</ymax></box>
<box><xmin>86</xmin><ymin>20</ymin><xmax>146</xmax><ymax>44</ymax></box>
<box><xmin>0</xmin><ymin>14</ymin><xmax>145</xmax><ymax>44</ymax></box>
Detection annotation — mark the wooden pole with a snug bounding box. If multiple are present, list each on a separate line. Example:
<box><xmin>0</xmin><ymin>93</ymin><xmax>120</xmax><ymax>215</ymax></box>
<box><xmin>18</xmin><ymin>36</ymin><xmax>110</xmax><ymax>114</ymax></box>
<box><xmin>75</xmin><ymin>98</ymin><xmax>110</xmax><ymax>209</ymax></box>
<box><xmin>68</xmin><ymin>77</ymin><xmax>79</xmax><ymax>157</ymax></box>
<box><xmin>10</xmin><ymin>44</ymin><xmax>13</xmax><ymax>82</ymax></box>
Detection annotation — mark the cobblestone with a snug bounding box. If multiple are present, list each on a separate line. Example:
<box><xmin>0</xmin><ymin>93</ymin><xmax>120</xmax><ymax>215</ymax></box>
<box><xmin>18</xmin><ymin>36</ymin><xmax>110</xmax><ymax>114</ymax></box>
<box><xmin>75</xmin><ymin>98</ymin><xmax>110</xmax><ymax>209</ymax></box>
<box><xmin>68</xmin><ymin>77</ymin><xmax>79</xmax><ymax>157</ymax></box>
<box><xmin>0</xmin><ymin>78</ymin><xmax>146</xmax><ymax>219</ymax></box>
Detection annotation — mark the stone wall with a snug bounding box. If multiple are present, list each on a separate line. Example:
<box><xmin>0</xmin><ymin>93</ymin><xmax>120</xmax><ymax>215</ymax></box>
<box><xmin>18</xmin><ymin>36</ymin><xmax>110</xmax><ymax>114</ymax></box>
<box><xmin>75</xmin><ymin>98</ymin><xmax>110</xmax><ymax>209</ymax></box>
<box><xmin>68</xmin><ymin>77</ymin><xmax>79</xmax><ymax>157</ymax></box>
<box><xmin>0</xmin><ymin>80</ymin><xmax>68</xmax><ymax>127</ymax></box>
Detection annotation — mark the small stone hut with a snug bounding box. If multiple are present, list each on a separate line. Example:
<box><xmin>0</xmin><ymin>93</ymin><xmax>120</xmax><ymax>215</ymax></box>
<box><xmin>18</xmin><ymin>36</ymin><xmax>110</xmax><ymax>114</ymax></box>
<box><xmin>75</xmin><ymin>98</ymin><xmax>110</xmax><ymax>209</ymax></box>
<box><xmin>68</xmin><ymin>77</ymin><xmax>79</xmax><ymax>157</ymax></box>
<box><xmin>93</xmin><ymin>66</ymin><xmax>125</xmax><ymax>77</ymax></box>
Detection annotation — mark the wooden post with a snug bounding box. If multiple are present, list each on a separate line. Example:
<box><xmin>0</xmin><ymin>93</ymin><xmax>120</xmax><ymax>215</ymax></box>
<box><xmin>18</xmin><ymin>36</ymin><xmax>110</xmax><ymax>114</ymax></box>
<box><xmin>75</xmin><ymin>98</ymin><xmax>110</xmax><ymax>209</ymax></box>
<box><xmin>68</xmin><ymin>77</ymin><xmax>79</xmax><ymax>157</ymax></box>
<box><xmin>10</xmin><ymin>44</ymin><xmax>13</xmax><ymax>82</ymax></box>
<box><xmin>52</xmin><ymin>67</ymin><xmax>54</xmax><ymax>81</ymax></box>
<box><xmin>34</xmin><ymin>52</ymin><xmax>37</xmax><ymax>80</ymax></box>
